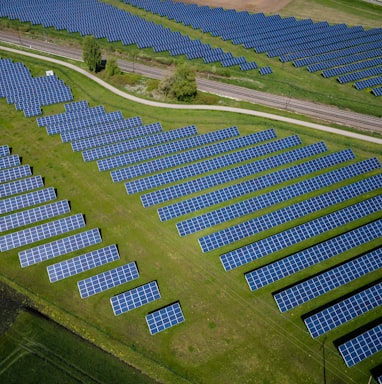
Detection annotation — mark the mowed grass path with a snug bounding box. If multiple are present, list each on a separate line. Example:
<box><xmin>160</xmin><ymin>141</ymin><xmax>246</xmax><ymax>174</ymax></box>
<box><xmin>0</xmin><ymin>52</ymin><xmax>381</xmax><ymax>384</ymax></box>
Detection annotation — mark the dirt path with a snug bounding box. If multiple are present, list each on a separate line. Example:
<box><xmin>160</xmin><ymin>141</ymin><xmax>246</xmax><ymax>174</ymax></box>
<box><xmin>180</xmin><ymin>0</ymin><xmax>292</xmax><ymax>13</ymax></box>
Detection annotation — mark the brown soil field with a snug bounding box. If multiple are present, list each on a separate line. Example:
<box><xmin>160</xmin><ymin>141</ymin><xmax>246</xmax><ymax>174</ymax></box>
<box><xmin>180</xmin><ymin>0</ymin><xmax>292</xmax><ymax>13</ymax></box>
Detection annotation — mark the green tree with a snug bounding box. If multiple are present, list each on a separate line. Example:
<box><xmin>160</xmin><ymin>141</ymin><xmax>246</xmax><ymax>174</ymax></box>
<box><xmin>159</xmin><ymin>64</ymin><xmax>197</xmax><ymax>101</ymax></box>
<box><xmin>82</xmin><ymin>35</ymin><xmax>102</xmax><ymax>72</ymax></box>
<box><xmin>105</xmin><ymin>56</ymin><xmax>120</xmax><ymax>78</ymax></box>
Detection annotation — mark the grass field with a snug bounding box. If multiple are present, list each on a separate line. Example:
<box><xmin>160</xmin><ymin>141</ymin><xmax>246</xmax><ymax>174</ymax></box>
<box><xmin>0</xmin><ymin>48</ymin><xmax>381</xmax><ymax>384</ymax></box>
<box><xmin>0</xmin><ymin>1</ymin><xmax>382</xmax><ymax>383</ymax></box>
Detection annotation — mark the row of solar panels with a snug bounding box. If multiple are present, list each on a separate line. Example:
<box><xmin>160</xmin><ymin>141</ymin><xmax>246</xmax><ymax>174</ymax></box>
<box><xmin>34</xmin><ymin>93</ymin><xmax>381</xmax><ymax>370</ymax></box>
<box><xmin>0</xmin><ymin>141</ymin><xmax>184</xmax><ymax>335</ymax></box>
<box><xmin>0</xmin><ymin>58</ymin><xmax>73</xmax><ymax>116</ymax></box>
<box><xmin>122</xmin><ymin>0</ymin><xmax>382</xmax><ymax>94</ymax></box>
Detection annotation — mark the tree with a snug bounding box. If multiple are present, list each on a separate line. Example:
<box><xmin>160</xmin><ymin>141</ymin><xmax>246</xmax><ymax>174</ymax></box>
<box><xmin>105</xmin><ymin>57</ymin><xmax>120</xmax><ymax>78</ymax></box>
<box><xmin>159</xmin><ymin>64</ymin><xmax>197</xmax><ymax>101</ymax></box>
<box><xmin>82</xmin><ymin>35</ymin><xmax>102</xmax><ymax>72</ymax></box>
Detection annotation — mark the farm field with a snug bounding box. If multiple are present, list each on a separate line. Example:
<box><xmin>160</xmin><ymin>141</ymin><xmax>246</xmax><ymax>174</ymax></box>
<box><xmin>0</xmin><ymin>1</ymin><xmax>382</xmax><ymax>383</ymax></box>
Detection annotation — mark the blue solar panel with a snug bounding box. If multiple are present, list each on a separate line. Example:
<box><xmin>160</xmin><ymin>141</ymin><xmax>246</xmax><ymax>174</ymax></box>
<box><xmin>338</xmin><ymin>324</ymin><xmax>382</xmax><ymax>367</ymax></box>
<box><xmin>81</xmin><ymin>124</ymin><xmax>196</xmax><ymax>162</ymax></box>
<box><xmin>0</xmin><ymin>154</ymin><xmax>20</xmax><ymax>170</ymax></box>
<box><xmin>127</xmin><ymin>135</ymin><xmax>302</xmax><ymax>195</ymax></box>
<box><xmin>176</xmin><ymin>157</ymin><xmax>380</xmax><ymax>236</ymax></box>
<box><xmin>142</xmin><ymin>141</ymin><xmax>328</xmax><ymax>208</ymax></box>
<box><xmin>19</xmin><ymin>228</ymin><xmax>102</xmax><ymax>268</ymax></box>
<box><xmin>72</xmin><ymin>121</ymin><xmax>164</xmax><ymax>152</ymax></box>
<box><xmin>99</xmin><ymin>126</ymin><xmax>241</xmax><ymax>172</ymax></box>
<box><xmin>110</xmin><ymin>281</ymin><xmax>161</xmax><ymax>316</ymax></box>
<box><xmin>64</xmin><ymin>100</ymin><xmax>89</xmax><ymax>112</ymax></box>
<box><xmin>245</xmin><ymin>218</ymin><xmax>382</xmax><ymax>291</ymax></box>
<box><xmin>158</xmin><ymin>149</ymin><xmax>357</xmax><ymax>221</ymax></box>
<box><xmin>0</xmin><ymin>200</ymin><xmax>70</xmax><ymax>232</ymax></box>
<box><xmin>0</xmin><ymin>187</ymin><xmax>56</xmax><ymax>215</ymax></box>
<box><xmin>61</xmin><ymin>116</ymin><xmax>143</xmax><ymax>143</ymax></box>
<box><xmin>304</xmin><ymin>282</ymin><xmax>382</xmax><ymax>338</ymax></box>
<box><xmin>0</xmin><ymin>145</ymin><xmax>10</xmax><ymax>157</ymax></box>
<box><xmin>274</xmin><ymin>247</ymin><xmax>382</xmax><ymax>312</ymax></box>
<box><xmin>114</xmin><ymin>128</ymin><xmax>275</xmax><ymax>182</ymax></box>
<box><xmin>77</xmin><ymin>262</ymin><xmax>139</xmax><ymax>298</ymax></box>
<box><xmin>0</xmin><ymin>176</ymin><xmax>44</xmax><ymax>198</ymax></box>
<box><xmin>146</xmin><ymin>302</ymin><xmax>185</xmax><ymax>335</ymax></box>
<box><xmin>199</xmin><ymin>174</ymin><xmax>382</xmax><ymax>252</ymax></box>
<box><xmin>221</xmin><ymin>194</ymin><xmax>382</xmax><ymax>272</ymax></box>
<box><xmin>0</xmin><ymin>213</ymin><xmax>85</xmax><ymax>252</ymax></box>
<box><xmin>0</xmin><ymin>164</ymin><xmax>31</xmax><ymax>183</ymax></box>
<box><xmin>47</xmin><ymin>244</ymin><xmax>119</xmax><ymax>283</ymax></box>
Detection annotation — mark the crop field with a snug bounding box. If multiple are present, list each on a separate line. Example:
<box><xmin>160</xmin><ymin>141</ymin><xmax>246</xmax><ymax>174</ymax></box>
<box><xmin>0</xmin><ymin>1</ymin><xmax>382</xmax><ymax>383</ymax></box>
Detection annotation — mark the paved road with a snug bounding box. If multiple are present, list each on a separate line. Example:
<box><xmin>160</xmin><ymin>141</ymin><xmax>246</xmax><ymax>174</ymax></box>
<box><xmin>1</xmin><ymin>42</ymin><xmax>382</xmax><ymax>145</ymax></box>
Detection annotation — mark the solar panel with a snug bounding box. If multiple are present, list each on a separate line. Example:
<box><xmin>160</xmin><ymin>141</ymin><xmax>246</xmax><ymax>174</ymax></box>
<box><xmin>0</xmin><ymin>187</ymin><xmax>56</xmax><ymax>215</ymax></box>
<box><xmin>126</xmin><ymin>135</ymin><xmax>302</xmax><ymax>194</ymax></box>
<box><xmin>176</xmin><ymin>157</ymin><xmax>380</xmax><ymax>235</ymax></box>
<box><xmin>0</xmin><ymin>164</ymin><xmax>31</xmax><ymax>183</ymax></box>
<box><xmin>146</xmin><ymin>302</ymin><xmax>185</xmax><ymax>335</ymax></box>
<box><xmin>81</xmin><ymin>124</ymin><xmax>196</xmax><ymax>162</ymax></box>
<box><xmin>0</xmin><ymin>213</ymin><xmax>85</xmax><ymax>252</ymax></box>
<box><xmin>47</xmin><ymin>244</ymin><xmax>119</xmax><ymax>283</ymax></box>
<box><xmin>0</xmin><ymin>199</ymin><xmax>70</xmax><ymax>232</ymax></box>
<box><xmin>141</xmin><ymin>141</ymin><xmax>328</xmax><ymax>208</ymax></box>
<box><xmin>77</xmin><ymin>262</ymin><xmax>139</xmax><ymax>298</ymax></box>
<box><xmin>304</xmin><ymin>282</ymin><xmax>382</xmax><ymax>338</ymax></box>
<box><xmin>64</xmin><ymin>100</ymin><xmax>89</xmax><ymax>112</ymax></box>
<box><xmin>245</xmin><ymin>218</ymin><xmax>382</xmax><ymax>292</ymax></box>
<box><xmin>110</xmin><ymin>281</ymin><xmax>161</xmax><ymax>316</ymax></box>
<box><xmin>0</xmin><ymin>176</ymin><xmax>44</xmax><ymax>198</ymax></box>
<box><xmin>0</xmin><ymin>145</ymin><xmax>10</xmax><ymax>157</ymax></box>
<box><xmin>158</xmin><ymin>149</ymin><xmax>357</xmax><ymax>221</ymax></box>
<box><xmin>338</xmin><ymin>323</ymin><xmax>382</xmax><ymax>367</ymax></box>
<box><xmin>274</xmin><ymin>247</ymin><xmax>382</xmax><ymax>312</ymax></box>
<box><xmin>98</xmin><ymin>126</ymin><xmax>241</xmax><ymax>172</ymax></box>
<box><xmin>18</xmin><ymin>228</ymin><xmax>102</xmax><ymax>268</ymax></box>
<box><xmin>0</xmin><ymin>154</ymin><xmax>20</xmax><ymax>170</ymax></box>
<box><xmin>114</xmin><ymin>128</ymin><xmax>275</xmax><ymax>182</ymax></box>
<box><xmin>221</xmin><ymin>194</ymin><xmax>382</xmax><ymax>272</ymax></box>
<box><xmin>199</xmin><ymin>173</ymin><xmax>382</xmax><ymax>252</ymax></box>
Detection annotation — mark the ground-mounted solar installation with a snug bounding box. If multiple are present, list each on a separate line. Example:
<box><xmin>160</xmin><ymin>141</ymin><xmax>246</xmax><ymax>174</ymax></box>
<box><xmin>98</xmin><ymin>126</ymin><xmax>241</xmax><ymax>172</ymax></box>
<box><xmin>0</xmin><ymin>199</ymin><xmax>70</xmax><ymax>232</ymax></box>
<box><xmin>19</xmin><ymin>228</ymin><xmax>102</xmax><ymax>268</ymax></box>
<box><xmin>141</xmin><ymin>140</ymin><xmax>329</xmax><ymax>207</ymax></box>
<box><xmin>176</xmin><ymin>157</ymin><xmax>381</xmax><ymax>236</ymax></box>
<box><xmin>0</xmin><ymin>154</ymin><xmax>20</xmax><ymax>170</ymax></box>
<box><xmin>0</xmin><ymin>176</ymin><xmax>44</xmax><ymax>198</ymax></box>
<box><xmin>0</xmin><ymin>164</ymin><xmax>31</xmax><ymax>183</ymax></box>
<box><xmin>126</xmin><ymin>135</ymin><xmax>302</xmax><ymax>194</ymax></box>
<box><xmin>146</xmin><ymin>302</ymin><xmax>185</xmax><ymax>335</ymax></box>
<box><xmin>115</xmin><ymin>128</ymin><xmax>276</xmax><ymax>182</ymax></box>
<box><xmin>47</xmin><ymin>244</ymin><xmax>120</xmax><ymax>283</ymax></box>
<box><xmin>110</xmin><ymin>281</ymin><xmax>161</xmax><ymax>316</ymax></box>
<box><xmin>245</xmin><ymin>218</ymin><xmax>382</xmax><ymax>292</ymax></box>
<box><xmin>0</xmin><ymin>213</ymin><xmax>86</xmax><ymax>252</ymax></box>
<box><xmin>77</xmin><ymin>262</ymin><xmax>139</xmax><ymax>299</ymax></box>
<box><xmin>338</xmin><ymin>324</ymin><xmax>382</xmax><ymax>367</ymax></box>
<box><xmin>0</xmin><ymin>145</ymin><xmax>10</xmax><ymax>157</ymax></box>
<box><xmin>304</xmin><ymin>282</ymin><xmax>382</xmax><ymax>338</ymax></box>
<box><xmin>0</xmin><ymin>187</ymin><xmax>56</xmax><ymax>215</ymax></box>
<box><xmin>221</xmin><ymin>194</ymin><xmax>382</xmax><ymax>272</ymax></box>
<box><xmin>158</xmin><ymin>149</ymin><xmax>356</xmax><ymax>221</ymax></box>
<box><xmin>274</xmin><ymin>247</ymin><xmax>382</xmax><ymax>313</ymax></box>
<box><xmin>199</xmin><ymin>173</ymin><xmax>382</xmax><ymax>253</ymax></box>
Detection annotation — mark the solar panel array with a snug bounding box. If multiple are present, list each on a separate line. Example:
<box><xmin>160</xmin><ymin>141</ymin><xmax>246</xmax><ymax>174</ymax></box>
<box><xmin>146</xmin><ymin>302</ymin><xmax>185</xmax><ymax>335</ymax></box>
<box><xmin>110</xmin><ymin>281</ymin><xmax>161</xmax><ymax>316</ymax></box>
<box><xmin>338</xmin><ymin>324</ymin><xmax>382</xmax><ymax>367</ymax></box>
<box><xmin>0</xmin><ymin>58</ymin><xmax>73</xmax><ymax>116</ymax></box>
<box><xmin>0</xmin><ymin>176</ymin><xmax>44</xmax><ymax>198</ymax></box>
<box><xmin>77</xmin><ymin>262</ymin><xmax>139</xmax><ymax>298</ymax></box>
<box><xmin>274</xmin><ymin>247</ymin><xmax>382</xmax><ymax>313</ymax></box>
<box><xmin>0</xmin><ymin>154</ymin><xmax>20</xmax><ymax>170</ymax></box>
<box><xmin>0</xmin><ymin>164</ymin><xmax>31</xmax><ymax>183</ymax></box>
<box><xmin>304</xmin><ymin>282</ymin><xmax>382</xmax><ymax>338</ymax></box>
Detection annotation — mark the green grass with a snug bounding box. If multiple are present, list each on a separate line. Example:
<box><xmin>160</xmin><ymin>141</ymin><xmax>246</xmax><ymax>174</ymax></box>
<box><xmin>0</xmin><ymin>49</ymin><xmax>381</xmax><ymax>384</ymax></box>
